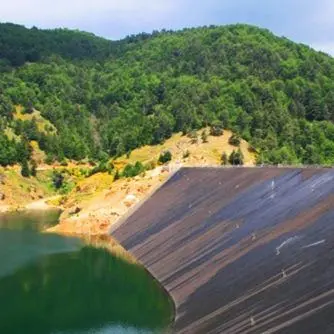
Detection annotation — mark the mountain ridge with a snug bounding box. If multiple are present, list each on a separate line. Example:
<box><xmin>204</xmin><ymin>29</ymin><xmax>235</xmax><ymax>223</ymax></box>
<box><xmin>1</xmin><ymin>22</ymin><xmax>334</xmax><ymax>169</ymax></box>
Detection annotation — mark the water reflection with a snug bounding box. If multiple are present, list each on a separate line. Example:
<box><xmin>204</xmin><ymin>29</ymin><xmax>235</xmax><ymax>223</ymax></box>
<box><xmin>0</xmin><ymin>212</ymin><xmax>173</xmax><ymax>334</ymax></box>
<box><xmin>0</xmin><ymin>209</ymin><xmax>61</xmax><ymax>231</ymax></box>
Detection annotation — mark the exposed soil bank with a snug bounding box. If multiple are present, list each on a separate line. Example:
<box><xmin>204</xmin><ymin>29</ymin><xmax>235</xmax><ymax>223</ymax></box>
<box><xmin>112</xmin><ymin>167</ymin><xmax>334</xmax><ymax>333</ymax></box>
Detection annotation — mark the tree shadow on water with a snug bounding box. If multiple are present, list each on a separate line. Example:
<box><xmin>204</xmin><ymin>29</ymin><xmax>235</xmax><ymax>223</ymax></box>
<box><xmin>0</xmin><ymin>246</ymin><xmax>172</xmax><ymax>334</ymax></box>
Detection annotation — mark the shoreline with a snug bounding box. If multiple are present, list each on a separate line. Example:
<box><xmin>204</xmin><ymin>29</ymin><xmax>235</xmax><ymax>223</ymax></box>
<box><xmin>0</xmin><ymin>195</ymin><xmax>61</xmax><ymax>214</ymax></box>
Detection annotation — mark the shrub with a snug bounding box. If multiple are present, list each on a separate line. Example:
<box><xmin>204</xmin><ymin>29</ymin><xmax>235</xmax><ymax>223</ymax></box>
<box><xmin>221</xmin><ymin>152</ymin><xmax>228</xmax><ymax>165</ymax></box>
<box><xmin>229</xmin><ymin>149</ymin><xmax>244</xmax><ymax>165</ymax></box>
<box><xmin>158</xmin><ymin>150</ymin><xmax>172</xmax><ymax>164</ymax></box>
<box><xmin>188</xmin><ymin>130</ymin><xmax>198</xmax><ymax>144</ymax></box>
<box><xmin>88</xmin><ymin>159</ymin><xmax>96</xmax><ymax>166</ymax></box>
<box><xmin>201</xmin><ymin>130</ymin><xmax>208</xmax><ymax>143</ymax></box>
<box><xmin>44</xmin><ymin>154</ymin><xmax>55</xmax><ymax>165</ymax></box>
<box><xmin>52</xmin><ymin>171</ymin><xmax>64</xmax><ymax>189</ymax></box>
<box><xmin>60</xmin><ymin>160</ymin><xmax>68</xmax><ymax>167</ymax></box>
<box><xmin>23</xmin><ymin>102</ymin><xmax>34</xmax><ymax>114</ymax></box>
<box><xmin>145</xmin><ymin>160</ymin><xmax>156</xmax><ymax>171</ymax></box>
<box><xmin>30</xmin><ymin>160</ymin><xmax>37</xmax><ymax>177</ymax></box>
<box><xmin>113</xmin><ymin>169</ymin><xmax>120</xmax><ymax>181</ymax></box>
<box><xmin>210</xmin><ymin>121</ymin><xmax>223</xmax><ymax>136</ymax></box>
<box><xmin>229</xmin><ymin>134</ymin><xmax>241</xmax><ymax>147</ymax></box>
<box><xmin>21</xmin><ymin>160</ymin><xmax>30</xmax><ymax>177</ymax></box>
<box><xmin>183</xmin><ymin>150</ymin><xmax>190</xmax><ymax>159</ymax></box>
<box><xmin>88</xmin><ymin>161</ymin><xmax>114</xmax><ymax>176</ymax></box>
<box><xmin>122</xmin><ymin>161</ymin><xmax>145</xmax><ymax>178</ymax></box>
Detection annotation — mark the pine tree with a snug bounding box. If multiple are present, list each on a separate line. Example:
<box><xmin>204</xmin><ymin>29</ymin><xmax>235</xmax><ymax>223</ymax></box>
<box><xmin>21</xmin><ymin>160</ymin><xmax>30</xmax><ymax>177</ymax></box>
<box><xmin>221</xmin><ymin>152</ymin><xmax>228</xmax><ymax>165</ymax></box>
<box><xmin>201</xmin><ymin>130</ymin><xmax>208</xmax><ymax>143</ymax></box>
<box><xmin>188</xmin><ymin>130</ymin><xmax>198</xmax><ymax>144</ymax></box>
<box><xmin>30</xmin><ymin>160</ymin><xmax>37</xmax><ymax>177</ymax></box>
<box><xmin>229</xmin><ymin>149</ymin><xmax>244</xmax><ymax>165</ymax></box>
<box><xmin>114</xmin><ymin>169</ymin><xmax>120</xmax><ymax>181</ymax></box>
<box><xmin>229</xmin><ymin>134</ymin><xmax>241</xmax><ymax>147</ymax></box>
<box><xmin>158</xmin><ymin>151</ymin><xmax>172</xmax><ymax>164</ymax></box>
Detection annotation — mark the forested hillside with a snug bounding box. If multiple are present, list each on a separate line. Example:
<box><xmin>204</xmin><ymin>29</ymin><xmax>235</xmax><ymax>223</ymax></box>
<box><xmin>1</xmin><ymin>22</ymin><xmax>334</xmax><ymax>168</ymax></box>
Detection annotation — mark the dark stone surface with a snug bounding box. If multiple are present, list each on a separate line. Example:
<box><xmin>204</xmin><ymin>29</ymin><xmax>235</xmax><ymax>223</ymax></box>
<box><xmin>112</xmin><ymin>167</ymin><xmax>334</xmax><ymax>333</ymax></box>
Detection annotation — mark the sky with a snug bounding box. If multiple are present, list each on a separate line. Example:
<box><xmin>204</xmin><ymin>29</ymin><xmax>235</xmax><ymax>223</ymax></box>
<box><xmin>1</xmin><ymin>0</ymin><xmax>334</xmax><ymax>55</ymax></box>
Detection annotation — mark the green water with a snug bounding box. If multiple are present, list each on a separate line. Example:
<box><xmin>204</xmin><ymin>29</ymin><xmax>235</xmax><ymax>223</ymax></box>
<box><xmin>0</xmin><ymin>211</ymin><xmax>173</xmax><ymax>334</ymax></box>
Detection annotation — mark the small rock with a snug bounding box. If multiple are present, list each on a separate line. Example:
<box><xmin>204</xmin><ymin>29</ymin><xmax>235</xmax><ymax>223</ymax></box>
<box><xmin>0</xmin><ymin>193</ymin><xmax>5</xmax><ymax>201</ymax></box>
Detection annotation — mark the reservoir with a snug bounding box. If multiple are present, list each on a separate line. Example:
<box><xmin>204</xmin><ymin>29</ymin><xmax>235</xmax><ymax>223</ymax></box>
<box><xmin>0</xmin><ymin>210</ymin><xmax>173</xmax><ymax>334</ymax></box>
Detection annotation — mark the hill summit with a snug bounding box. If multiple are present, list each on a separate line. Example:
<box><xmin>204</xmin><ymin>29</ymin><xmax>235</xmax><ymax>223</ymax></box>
<box><xmin>1</xmin><ymin>23</ymin><xmax>334</xmax><ymax>167</ymax></box>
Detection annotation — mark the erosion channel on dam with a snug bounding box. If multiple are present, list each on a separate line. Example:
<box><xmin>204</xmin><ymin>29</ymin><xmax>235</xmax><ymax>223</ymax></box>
<box><xmin>112</xmin><ymin>167</ymin><xmax>334</xmax><ymax>334</ymax></box>
<box><xmin>0</xmin><ymin>210</ymin><xmax>173</xmax><ymax>334</ymax></box>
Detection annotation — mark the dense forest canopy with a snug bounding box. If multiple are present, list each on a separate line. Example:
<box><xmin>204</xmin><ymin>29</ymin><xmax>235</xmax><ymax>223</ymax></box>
<box><xmin>1</xmin><ymin>22</ymin><xmax>334</xmax><ymax>167</ymax></box>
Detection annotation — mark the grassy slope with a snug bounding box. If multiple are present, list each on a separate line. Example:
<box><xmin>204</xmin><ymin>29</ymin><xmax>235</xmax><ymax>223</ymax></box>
<box><xmin>50</xmin><ymin>129</ymin><xmax>256</xmax><ymax>235</ymax></box>
<box><xmin>1</xmin><ymin>104</ymin><xmax>54</xmax><ymax>208</ymax></box>
<box><xmin>115</xmin><ymin>129</ymin><xmax>255</xmax><ymax>168</ymax></box>
<box><xmin>4</xmin><ymin>106</ymin><xmax>58</xmax><ymax>164</ymax></box>
<box><xmin>0</xmin><ymin>167</ymin><xmax>55</xmax><ymax>208</ymax></box>
<box><xmin>1</xmin><ymin>128</ymin><xmax>255</xmax><ymax>219</ymax></box>
<box><xmin>14</xmin><ymin>106</ymin><xmax>57</xmax><ymax>134</ymax></box>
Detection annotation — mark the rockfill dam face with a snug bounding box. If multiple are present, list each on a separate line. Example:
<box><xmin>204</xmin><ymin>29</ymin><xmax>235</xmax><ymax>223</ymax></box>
<box><xmin>112</xmin><ymin>167</ymin><xmax>334</xmax><ymax>333</ymax></box>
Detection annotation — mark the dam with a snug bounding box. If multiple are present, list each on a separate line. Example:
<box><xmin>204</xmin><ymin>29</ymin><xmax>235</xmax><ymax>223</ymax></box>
<box><xmin>112</xmin><ymin>167</ymin><xmax>334</xmax><ymax>333</ymax></box>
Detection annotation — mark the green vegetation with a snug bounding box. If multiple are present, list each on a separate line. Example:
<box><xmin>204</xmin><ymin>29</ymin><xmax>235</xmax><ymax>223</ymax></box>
<box><xmin>221</xmin><ymin>152</ymin><xmax>228</xmax><ymax>165</ymax></box>
<box><xmin>158</xmin><ymin>151</ymin><xmax>173</xmax><ymax>164</ymax></box>
<box><xmin>88</xmin><ymin>161</ymin><xmax>114</xmax><ymax>176</ymax></box>
<box><xmin>20</xmin><ymin>160</ymin><xmax>30</xmax><ymax>177</ymax></box>
<box><xmin>30</xmin><ymin>160</ymin><xmax>37</xmax><ymax>177</ymax></box>
<box><xmin>52</xmin><ymin>171</ymin><xmax>64</xmax><ymax>189</ymax></box>
<box><xmin>1</xmin><ymin>23</ymin><xmax>334</xmax><ymax>166</ymax></box>
<box><xmin>229</xmin><ymin>134</ymin><xmax>241</xmax><ymax>147</ymax></box>
<box><xmin>122</xmin><ymin>161</ymin><xmax>145</xmax><ymax>178</ymax></box>
<box><xmin>210</xmin><ymin>121</ymin><xmax>224</xmax><ymax>137</ymax></box>
<box><xmin>229</xmin><ymin>149</ymin><xmax>244</xmax><ymax>165</ymax></box>
<box><xmin>188</xmin><ymin>130</ymin><xmax>199</xmax><ymax>144</ymax></box>
<box><xmin>201</xmin><ymin>130</ymin><xmax>208</xmax><ymax>143</ymax></box>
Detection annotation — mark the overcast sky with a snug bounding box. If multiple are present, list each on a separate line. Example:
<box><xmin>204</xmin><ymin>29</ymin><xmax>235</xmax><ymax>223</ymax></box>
<box><xmin>1</xmin><ymin>0</ymin><xmax>333</xmax><ymax>55</ymax></box>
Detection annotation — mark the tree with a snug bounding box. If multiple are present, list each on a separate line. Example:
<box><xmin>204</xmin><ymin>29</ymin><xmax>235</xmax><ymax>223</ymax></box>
<box><xmin>210</xmin><ymin>120</ymin><xmax>223</xmax><ymax>136</ymax></box>
<box><xmin>52</xmin><ymin>171</ymin><xmax>64</xmax><ymax>189</ymax></box>
<box><xmin>23</xmin><ymin>101</ymin><xmax>34</xmax><ymax>114</ymax></box>
<box><xmin>188</xmin><ymin>130</ymin><xmax>198</xmax><ymax>144</ymax></box>
<box><xmin>221</xmin><ymin>152</ymin><xmax>228</xmax><ymax>165</ymax></box>
<box><xmin>1</xmin><ymin>23</ymin><xmax>334</xmax><ymax>167</ymax></box>
<box><xmin>114</xmin><ymin>169</ymin><xmax>120</xmax><ymax>181</ymax></box>
<box><xmin>201</xmin><ymin>130</ymin><xmax>208</xmax><ymax>143</ymax></box>
<box><xmin>0</xmin><ymin>134</ymin><xmax>17</xmax><ymax>166</ymax></box>
<box><xmin>229</xmin><ymin>134</ymin><xmax>241</xmax><ymax>147</ymax></box>
<box><xmin>21</xmin><ymin>160</ymin><xmax>30</xmax><ymax>177</ymax></box>
<box><xmin>158</xmin><ymin>151</ymin><xmax>172</xmax><ymax>164</ymax></box>
<box><xmin>229</xmin><ymin>149</ymin><xmax>244</xmax><ymax>165</ymax></box>
<box><xmin>30</xmin><ymin>160</ymin><xmax>37</xmax><ymax>177</ymax></box>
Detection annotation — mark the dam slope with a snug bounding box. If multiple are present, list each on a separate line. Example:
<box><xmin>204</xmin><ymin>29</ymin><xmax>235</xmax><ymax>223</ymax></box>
<box><xmin>112</xmin><ymin>167</ymin><xmax>334</xmax><ymax>333</ymax></box>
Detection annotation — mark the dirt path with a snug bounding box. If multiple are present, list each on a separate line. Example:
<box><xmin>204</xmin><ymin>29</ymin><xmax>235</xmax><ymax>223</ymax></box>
<box><xmin>25</xmin><ymin>196</ymin><xmax>61</xmax><ymax>210</ymax></box>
